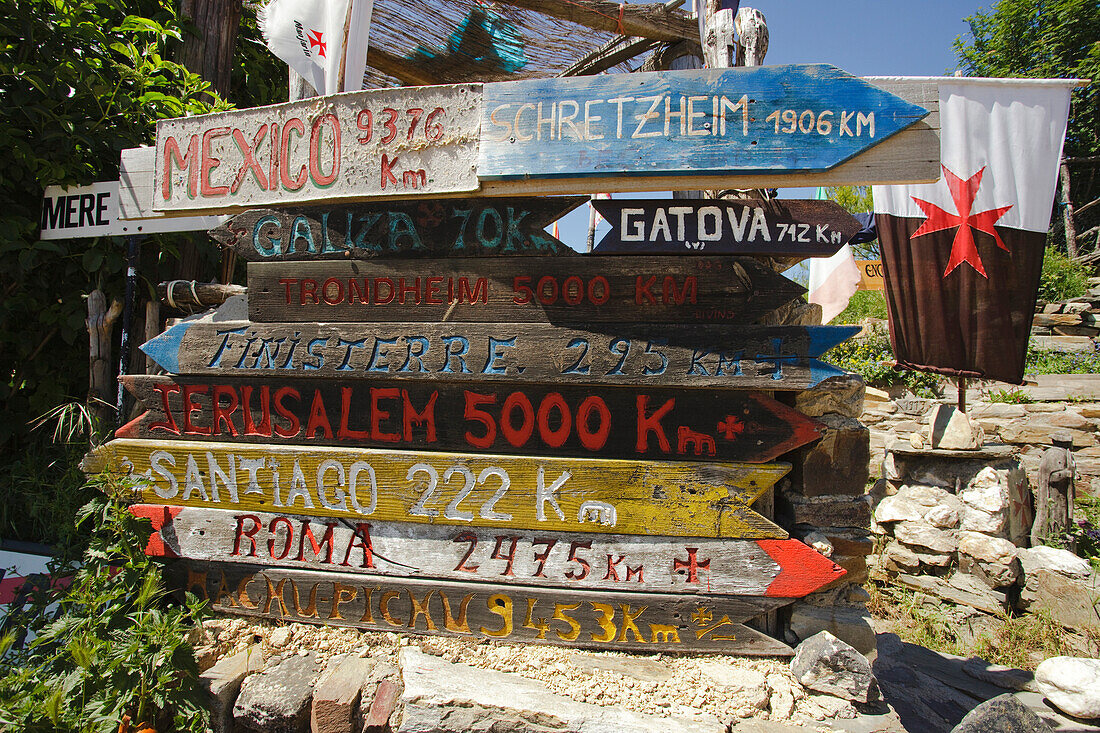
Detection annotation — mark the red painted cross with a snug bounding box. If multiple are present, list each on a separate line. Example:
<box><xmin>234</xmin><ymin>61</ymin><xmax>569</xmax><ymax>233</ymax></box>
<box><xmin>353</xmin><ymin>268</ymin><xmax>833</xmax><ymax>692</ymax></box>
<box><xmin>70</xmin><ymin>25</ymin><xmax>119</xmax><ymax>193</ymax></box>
<box><xmin>717</xmin><ymin>415</ymin><xmax>745</xmax><ymax>441</ymax></box>
<box><xmin>308</xmin><ymin>29</ymin><xmax>327</xmax><ymax>58</ymax></box>
<box><xmin>673</xmin><ymin>547</ymin><xmax>711</xmax><ymax>584</ymax></box>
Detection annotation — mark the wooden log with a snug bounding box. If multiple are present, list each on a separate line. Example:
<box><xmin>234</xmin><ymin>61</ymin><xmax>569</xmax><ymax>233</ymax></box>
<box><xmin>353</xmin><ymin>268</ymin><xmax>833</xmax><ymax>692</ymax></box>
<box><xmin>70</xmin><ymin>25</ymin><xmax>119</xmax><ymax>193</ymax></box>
<box><xmin>132</xmin><ymin>504</ymin><xmax>847</xmax><ymax>597</ymax></box>
<box><xmin>590</xmin><ymin>199</ymin><xmax>859</xmax><ymax>256</ymax></box>
<box><xmin>84</xmin><ymin>438</ymin><xmax>789</xmax><ymax>539</ymax></box>
<box><xmin>494</xmin><ymin>0</ymin><xmax>698</xmax><ymax>42</ymax></box>
<box><xmin>139</xmin><ymin>320</ymin><xmax>858</xmax><ymax>391</ymax></box>
<box><xmin>209</xmin><ymin>198</ymin><xmax>586</xmax><ymax>262</ymax></box>
<box><xmin>560</xmin><ymin>36</ymin><xmax>663</xmax><ymax>77</ymax></box>
<box><xmin>158</xmin><ymin>281</ymin><xmax>246</xmax><ymax>311</ymax></box>
<box><xmin>87</xmin><ymin>290</ymin><xmax>123</xmax><ymax>429</ymax></box>
<box><xmin>175</xmin><ymin>561</ymin><xmax>795</xmax><ymax>655</ymax></box>
<box><xmin>119</xmin><ymin>375</ymin><xmax>824</xmax><ymax>463</ymax></box>
<box><xmin>246</xmin><ymin>256</ymin><xmax>804</xmax><ymax>325</ymax></box>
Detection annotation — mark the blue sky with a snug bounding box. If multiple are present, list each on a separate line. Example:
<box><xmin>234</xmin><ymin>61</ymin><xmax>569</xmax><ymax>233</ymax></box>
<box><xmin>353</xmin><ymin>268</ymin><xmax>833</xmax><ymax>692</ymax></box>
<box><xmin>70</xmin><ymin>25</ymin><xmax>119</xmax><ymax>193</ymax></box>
<box><xmin>557</xmin><ymin>0</ymin><xmax>990</xmax><ymax>250</ymax></box>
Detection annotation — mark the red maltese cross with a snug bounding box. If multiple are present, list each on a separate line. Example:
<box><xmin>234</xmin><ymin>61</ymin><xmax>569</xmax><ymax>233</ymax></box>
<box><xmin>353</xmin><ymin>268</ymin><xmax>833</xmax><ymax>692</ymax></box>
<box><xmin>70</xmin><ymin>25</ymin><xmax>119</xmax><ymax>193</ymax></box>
<box><xmin>308</xmin><ymin>29</ymin><xmax>327</xmax><ymax>58</ymax></box>
<box><xmin>910</xmin><ymin>164</ymin><xmax>1013</xmax><ymax>279</ymax></box>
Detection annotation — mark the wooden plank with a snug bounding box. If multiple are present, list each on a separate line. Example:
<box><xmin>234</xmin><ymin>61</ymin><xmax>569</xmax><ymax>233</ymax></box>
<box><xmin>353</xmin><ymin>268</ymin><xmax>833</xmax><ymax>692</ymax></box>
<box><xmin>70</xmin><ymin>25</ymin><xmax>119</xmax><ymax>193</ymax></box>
<box><xmin>479</xmin><ymin>65</ymin><xmax>929</xmax><ymax>181</ymax></box>
<box><xmin>209</xmin><ymin>198</ymin><xmax>586</xmax><ymax>261</ymax></box>
<box><xmin>133</xmin><ymin>505</ymin><xmax>847</xmax><ymax>597</ymax></box>
<box><xmin>40</xmin><ymin>180</ymin><xmax>225</xmax><ymax>240</ymax></box>
<box><xmin>84</xmin><ymin>438</ymin><xmax>789</xmax><ymax>539</ymax></box>
<box><xmin>496</xmin><ymin>0</ymin><xmax>698</xmax><ymax>42</ymax></box>
<box><xmin>246</xmin><ymin>256</ymin><xmax>804</xmax><ymax>325</ymax></box>
<box><xmin>153</xmin><ymin>83</ymin><xmax>481</xmax><ymax>212</ymax></box>
<box><xmin>119</xmin><ymin>375</ymin><xmax>824</xmax><ymax>463</ymax></box>
<box><xmin>139</xmin><ymin>321</ymin><xmax>859</xmax><ymax>390</ymax></box>
<box><xmin>128</xmin><ymin>79</ymin><xmax>939</xmax><ymax>216</ymax></box>
<box><xmin>856</xmin><ymin>260</ymin><xmax>884</xmax><ymax>291</ymax></box>
<box><xmin>591</xmin><ymin>199</ymin><xmax>858</xmax><ymax>257</ymax></box>
<box><xmin>175</xmin><ymin>561</ymin><xmax>795</xmax><ymax>655</ymax></box>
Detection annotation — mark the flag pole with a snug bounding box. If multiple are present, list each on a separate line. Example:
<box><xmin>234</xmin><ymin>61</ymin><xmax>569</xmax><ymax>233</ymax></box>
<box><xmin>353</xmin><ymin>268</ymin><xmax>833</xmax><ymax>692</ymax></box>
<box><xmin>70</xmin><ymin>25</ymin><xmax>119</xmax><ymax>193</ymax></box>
<box><xmin>957</xmin><ymin>376</ymin><xmax>967</xmax><ymax>414</ymax></box>
<box><xmin>336</xmin><ymin>0</ymin><xmax>356</xmax><ymax>92</ymax></box>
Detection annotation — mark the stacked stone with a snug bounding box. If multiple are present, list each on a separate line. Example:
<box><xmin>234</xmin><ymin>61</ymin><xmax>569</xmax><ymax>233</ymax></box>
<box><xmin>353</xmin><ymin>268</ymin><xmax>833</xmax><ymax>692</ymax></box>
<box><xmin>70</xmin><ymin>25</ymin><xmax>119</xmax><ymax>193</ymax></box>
<box><xmin>1032</xmin><ymin>286</ymin><xmax>1100</xmax><ymax>349</ymax></box>
<box><xmin>862</xmin><ymin>394</ymin><xmax>1100</xmax><ymax>500</ymax></box>
<box><xmin>872</xmin><ymin>446</ymin><xmax>1032</xmax><ymax>613</ymax></box>
<box><xmin>776</xmin><ymin>375</ymin><xmax>877</xmax><ymax>656</ymax></box>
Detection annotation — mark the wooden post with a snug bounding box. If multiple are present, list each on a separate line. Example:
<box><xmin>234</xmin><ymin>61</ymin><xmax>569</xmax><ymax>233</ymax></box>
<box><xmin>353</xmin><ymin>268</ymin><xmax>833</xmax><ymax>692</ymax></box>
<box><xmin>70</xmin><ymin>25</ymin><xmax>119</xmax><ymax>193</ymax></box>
<box><xmin>115</xmin><ymin>236</ymin><xmax>141</xmax><ymax>429</ymax></box>
<box><xmin>1060</xmin><ymin>160</ymin><xmax>1078</xmax><ymax>258</ymax></box>
<box><xmin>144</xmin><ymin>300</ymin><xmax>160</xmax><ymax>374</ymax></box>
<box><xmin>957</xmin><ymin>376</ymin><xmax>967</xmax><ymax>413</ymax></box>
<box><xmin>86</xmin><ymin>290</ymin><xmax>122</xmax><ymax>435</ymax></box>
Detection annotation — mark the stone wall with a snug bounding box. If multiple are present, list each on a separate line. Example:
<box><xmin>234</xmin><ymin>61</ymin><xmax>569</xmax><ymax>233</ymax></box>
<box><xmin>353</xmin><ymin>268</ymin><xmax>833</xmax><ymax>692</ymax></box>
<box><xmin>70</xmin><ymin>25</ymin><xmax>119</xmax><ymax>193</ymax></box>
<box><xmin>772</xmin><ymin>375</ymin><xmax>877</xmax><ymax>656</ymax></box>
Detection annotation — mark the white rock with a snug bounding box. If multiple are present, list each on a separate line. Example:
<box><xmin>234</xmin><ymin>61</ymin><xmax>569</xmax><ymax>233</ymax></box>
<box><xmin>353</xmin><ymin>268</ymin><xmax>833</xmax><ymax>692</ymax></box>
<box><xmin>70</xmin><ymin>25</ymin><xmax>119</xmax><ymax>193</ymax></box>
<box><xmin>961</xmin><ymin>506</ymin><xmax>1007</xmax><ymax>535</ymax></box>
<box><xmin>268</xmin><ymin>627</ymin><xmax>292</xmax><ymax>648</ymax></box>
<box><xmin>960</xmin><ymin>467</ymin><xmax>1011</xmax><ymax>513</ymax></box>
<box><xmin>801</xmin><ymin>531</ymin><xmax>834</xmax><ymax>558</ymax></box>
<box><xmin>697</xmin><ymin>663</ymin><xmax>769</xmax><ymax>710</ymax></box>
<box><xmin>1035</xmin><ymin>656</ymin><xmax>1100</xmax><ymax>719</ymax></box>
<box><xmin>1018</xmin><ymin>546</ymin><xmax>1093</xmax><ymax>580</ymax></box>
<box><xmin>894</xmin><ymin>521</ymin><xmax>957</xmax><ymax>554</ymax></box>
<box><xmin>904</xmin><ymin>485</ymin><xmax>954</xmax><ymax>506</ymax></box>
<box><xmin>957</xmin><ymin>531</ymin><xmax>1017</xmax><ymax>565</ymax></box>
<box><xmin>874</xmin><ymin>494</ymin><xmax>926</xmax><ymax>523</ymax></box>
<box><xmin>924</xmin><ymin>504</ymin><xmax>959</xmax><ymax>529</ymax></box>
<box><xmin>927</xmin><ymin>404</ymin><xmax>985</xmax><ymax>449</ymax></box>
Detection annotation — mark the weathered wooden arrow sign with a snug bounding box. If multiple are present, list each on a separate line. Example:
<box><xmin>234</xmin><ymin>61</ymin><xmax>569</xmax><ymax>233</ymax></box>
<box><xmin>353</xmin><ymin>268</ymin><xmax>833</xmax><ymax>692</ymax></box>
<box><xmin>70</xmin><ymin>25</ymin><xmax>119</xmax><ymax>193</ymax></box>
<box><xmin>84</xmin><ymin>438</ymin><xmax>789</xmax><ymax>539</ymax></box>
<box><xmin>177</xmin><ymin>561</ymin><xmax>795</xmax><ymax>654</ymax></box>
<box><xmin>146</xmin><ymin>67</ymin><xmax>937</xmax><ymax>214</ymax></box>
<box><xmin>246</xmin><ymin>256</ymin><xmax>803</xmax><ymax>324</ymax></box>
<box><xmin>139</xmin><ymin>321</ymin><xmax>859</xmax><ymax>391</ymax></box>
<box><xmin>209</xmin><ymin>197</ymin><xmax>586</xmax><ymax>261</ymax></box>
<box><xmin>119</xmin><ymin>375</ymin><xmax>823</xmax><ymax>463</ymax></box>
<box><xmin>591</xmin><ymin>198</ymin><xmax>860</xmax><ymax>256</ymax></box>
<box><xmin>134</xmin><ymin>505</ymin><xmax>845</xmax><ymax>598</ymax></box>
<box><xmin>479</xmin><ymin>64</ymin><xmax>929</xmax><ymax>180</ymax></box>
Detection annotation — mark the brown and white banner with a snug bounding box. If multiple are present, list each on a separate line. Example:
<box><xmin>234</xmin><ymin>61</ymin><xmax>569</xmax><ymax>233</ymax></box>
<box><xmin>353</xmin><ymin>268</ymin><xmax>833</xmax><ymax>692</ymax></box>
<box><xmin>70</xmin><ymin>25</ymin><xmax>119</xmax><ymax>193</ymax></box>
<box><xmin>872</xmin><ymin>78</ymin><xmax>1074</xmax><ymax>384</ymax></box>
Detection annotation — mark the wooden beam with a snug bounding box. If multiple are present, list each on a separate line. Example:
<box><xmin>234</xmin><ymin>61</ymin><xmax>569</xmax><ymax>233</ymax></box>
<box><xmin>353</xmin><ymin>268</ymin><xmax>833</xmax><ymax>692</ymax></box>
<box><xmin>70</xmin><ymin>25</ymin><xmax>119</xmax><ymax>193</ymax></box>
<box><xmin>560</xmin><ymin>36</ymin><xmax>661</xmax><ymax>77</ymax></box>
<box><xmin>495</xmin><ymin>0</ymin><xmax>697</xmax><ymax>42</ymax></box>
<box><xmin>364</xmin><ymin>46</ymin><xmax>437</xmax><ymax>87</ymax></box>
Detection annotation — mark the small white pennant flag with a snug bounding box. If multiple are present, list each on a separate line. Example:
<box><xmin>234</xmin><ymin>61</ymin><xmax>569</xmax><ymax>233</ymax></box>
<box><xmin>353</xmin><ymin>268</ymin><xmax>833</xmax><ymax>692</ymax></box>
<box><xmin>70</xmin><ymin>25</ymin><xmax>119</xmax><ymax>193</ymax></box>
<box><xmin>259</xmin><ymin>0</ymin><xmax>373</xmax><ymax>95</ymax></box>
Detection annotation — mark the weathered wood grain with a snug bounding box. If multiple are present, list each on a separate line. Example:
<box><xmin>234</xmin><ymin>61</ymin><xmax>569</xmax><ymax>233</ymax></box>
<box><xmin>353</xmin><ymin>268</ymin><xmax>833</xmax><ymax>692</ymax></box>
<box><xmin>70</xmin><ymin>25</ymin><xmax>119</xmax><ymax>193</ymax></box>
<box><xmin>246</xmin><ymin>256</ymin><xmax>803</xmax><ymax>324</ymax></box>
<box><xmin>84</xmin><ymin>438</ymin><xmax>789</xmax><ymax>539</ymax></box>
<box><xmin>119</xmin><ymin>375</ymin><xmax>823</xmax><ymax>463</ymax></box>
<box><xmin>154</xmin><ymin>83</ymin><xmax>482</xmax><ymax>212</ymax></box>
<box><xmin>174</xmin><ymin>561</ymin><xmax>795</xmax><ymax>655</ymax></box>
<box><xmin>591</xmin><ymin>199</ymin><xmax>859</xmax><ymax>256</ymax></box>
<box><xmin>210</xmin><ymin>198</ymin><xmax>586</xmax><ymax>261</ymax></box>
<box><xmin>139</xmin><ymin>321</ymin><xmax>859</xmax><ymax>391</ymax></box>
<box><xmin>479</xmin><ymin>65</ymin><xmax>928</xmax><ymax>181</ymax></box>
<box><xmin>133</xmin><ymin>505</ymin><xmax>846</xmax><ymax>597</ymax></box>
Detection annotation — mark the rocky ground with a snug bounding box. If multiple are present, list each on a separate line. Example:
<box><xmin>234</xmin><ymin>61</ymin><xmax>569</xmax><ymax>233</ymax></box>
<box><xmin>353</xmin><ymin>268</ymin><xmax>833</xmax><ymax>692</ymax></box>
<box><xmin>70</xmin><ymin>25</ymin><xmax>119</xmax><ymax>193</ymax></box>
<box><xmin>196</xmin><ymin>615</ymin><xmax>1100</xmax><ymax>733</ymax></box>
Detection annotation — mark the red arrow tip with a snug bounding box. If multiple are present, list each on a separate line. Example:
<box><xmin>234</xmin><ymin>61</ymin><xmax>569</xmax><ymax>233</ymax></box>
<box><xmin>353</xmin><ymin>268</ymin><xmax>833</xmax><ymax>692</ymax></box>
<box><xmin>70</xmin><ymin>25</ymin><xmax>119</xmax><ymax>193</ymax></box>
<box><xmin>129</xmin><ymin>504</ymin><xmax>181</xmax><ymax>558</ymax></box>
<box><xmin>114</xmin><ymin>412</ymin><xmax>147</xmax><ymax>439</ymax></box>
<box><xmin>757</xmin><ymin>538</ymin><xmax>846</xmax><ymax>597</ymax></box>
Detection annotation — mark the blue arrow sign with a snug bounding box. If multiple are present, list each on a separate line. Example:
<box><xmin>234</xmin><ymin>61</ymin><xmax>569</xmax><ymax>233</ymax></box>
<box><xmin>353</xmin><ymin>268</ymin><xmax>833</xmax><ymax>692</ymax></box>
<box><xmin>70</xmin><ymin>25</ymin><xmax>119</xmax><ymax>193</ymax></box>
<box><xmin>478</xmin><ymin>64</ymin><xmax>928</xmax><ymax>181</ymax></box>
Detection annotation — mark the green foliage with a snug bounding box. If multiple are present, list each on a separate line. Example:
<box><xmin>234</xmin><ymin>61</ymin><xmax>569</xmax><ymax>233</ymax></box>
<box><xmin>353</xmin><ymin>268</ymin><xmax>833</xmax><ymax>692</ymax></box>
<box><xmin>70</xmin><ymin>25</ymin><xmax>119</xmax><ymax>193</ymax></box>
<box><xmin>824</xmin><ymin>334</ymin><xmax>943</xmax><ymax>397</ymax></box>
<box><xmin>0</xmin><ymin>440</ymin><xmax>91</xmax><ymax>546</ymax></box>
<box><xmin>987</xmin><ymin>387</ymin><xmax>1033</xmax><ymax>403</ymax></box>
<box><xmin>0</xmin><ymin>474</ymin><xmax>208</xmax><ymax>732</ymax></box>
<box><xmin>824</xmin><ymin>185</ymin><xmax>877</xmax><ymax>258</ymax></box>
<box><xmin>831</xmin><ymin>290</ymin><xmax>889</xmax><ymax>324</ymax></box>
<box><xmin>1025</xmin><ymin>345</ymin><xmax>1100</xmax><ymax>374</ymax></box>
<box><xmin>0</xmin><ymin>0</ymin><xmax>228</xmax><ymax>449</ymax></box>
<box><xmin>1067</xmin><ymin>494</ymin><xmax>1100</xmax><ymax>571</ymax></box>
<box><xmin>1039</xmin><ymin>246</ymin><xmax>1089</xmax><ymax>301</ymax></box>
<box><xmin>954</xmin><ymin>0</ymin><xmax>1099</xmax><ymax>159</ymax></box>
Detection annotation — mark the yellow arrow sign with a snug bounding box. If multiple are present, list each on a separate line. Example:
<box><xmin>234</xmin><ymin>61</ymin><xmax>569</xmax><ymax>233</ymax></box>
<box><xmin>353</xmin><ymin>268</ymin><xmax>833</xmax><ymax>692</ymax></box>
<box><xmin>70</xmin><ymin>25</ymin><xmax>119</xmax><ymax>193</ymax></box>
<box><xmin>84</xmin><ymin>439</ymin><xmax>788</xmax><ymax>539</ymax></box>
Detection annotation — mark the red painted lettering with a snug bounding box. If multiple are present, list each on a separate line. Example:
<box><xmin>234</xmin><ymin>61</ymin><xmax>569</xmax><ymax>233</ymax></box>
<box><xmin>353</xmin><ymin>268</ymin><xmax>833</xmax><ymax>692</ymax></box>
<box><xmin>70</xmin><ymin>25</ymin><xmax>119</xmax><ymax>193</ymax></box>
<box><xmin>268</xmin><ymin>516</ymin><xmax>294</xmax><ymax>560</ymax></box>
<box><xmin>280</xmin><ymin>118</ymin><xmax>308</xmax><ymax>190</ymax></box>
<box><xmin>305</xmin><ymin>389</ymin><xmax>333</xmax><ymax>439</ymax></box>
<box><xmin>380</xmin><ymin>152</ymin><xmax>399</xmax><ymax>189</ymax></box>
<box><xmin>337</xmin><ymin>386</ymin><xmax>369</xmax><ymax>440</ymax></box>
<box><xmin>370</xmin><ymin>387</ymin><xmax>401</xmax><ymax>442</ymax></box>
<box><xmin>402</xmin><ymin>389</ymin><xmax>438</xmax><ymax>443</ymax></box>
<box><xmin>537</xmin><ymin>393</ymin><xmax>571</xmax><ymax>448</ymax></box>
<box><xmin>149</xmin><ymin>383</ymin><xmax>180</xmax><ymax>434</ymax></box>
<box><xmin>232</xmin><ymin>514</ymin><xmax>262</xmax><ymax>557</ymax></box>
<box><xmin>340</xmin><ymin>523</ymin><xmax>375</xmax><ymax>568</ymax></box>
<box><xmin>272</xmin><ymin>387</ymin><xmax>301</xmax><ymax>438</ymax></box>
<box><xmin>162</xmin><ymin>134</ymin><xmax>199</xmax><ymax>201</ymax></box>
<box><xmin>241</xmin><ymin>385</ymin><xmax>273</xmax><ymax>436</ymax></box>
<box><xmin>300</xmin><ymin>279</ymin><xmax>319</xmax><ymax>305</ymax></box>
<box><xmin>308</xmin><ymin>113</ymin><xmax>340</xmax><ymax>186</ymax></box>
<box><xmin>636</xmin><ymin>395</ymin><xmax>674</xmax><ymax>452</ymax></box>
<box><xmin>663</xmin><ymin>275</ymin><xmax>697</xmax><ymax>305</ymax></box>
<box><xmin>576</xmin><ymin>396</ymin><xmax>610</xmax><ymax>451</ymax></box>
<box><xmin>181</xmin><ymin>384</ymin><xmax>211</xmax><ymax>435</ymax></box>
<box><xmin>200</xmin><ymin>127</ymin><xmax>231</xmax><ymax>197</ymax></box>
<box><xmin>230</xmin><ymin>125</ymin><xmax>269</xmax><ymax>193</ymax></box>
<box><xmin>458</xmin><ymin>277</ymin><xmax>488</xmax><ymax>304</ymax></box>
<box><xmin>635</xmin><ymin>275</ymin><xmax>657</xmax><ymax>305</ymax></box>
<box><xmin>211</xmin><ymin>385</ymin><xmax>239</xmax><ymax>436</ymax></box>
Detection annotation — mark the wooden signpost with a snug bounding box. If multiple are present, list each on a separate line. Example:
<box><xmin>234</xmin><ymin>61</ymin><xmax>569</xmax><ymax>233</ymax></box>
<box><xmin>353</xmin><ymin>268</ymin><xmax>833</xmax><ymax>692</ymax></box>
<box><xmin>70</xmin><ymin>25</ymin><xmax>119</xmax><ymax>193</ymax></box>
<box><xmin>154</xmin><ymin>83</ymin><xmax>482</xmax><ymax>212</ymax></box>
<box><xmin>145</xmin><ymin>67</ymin><xmax>939</xmax><ymax>214</ymax></box>
<box><xmin>139</xmin><ymin>321</ymin><xmax>859</xmax><ymax>391</ymax></box>
<box><xmin>208</xmin><ymin>197</ymin><xmax>586</xmax><ymax>261</ymax></box>
<box><xmin>856</xmin><ymin>260</ymin><xmax>885</xmax><ymax>291</ymax></box>
<box><xmin>246</xmin><ymin>256</ymin><xmax>804</xmax><ymax>325</ymax></box>
<box><xmin>178</xmin><ymin>561</ymin><xmax>795</xmax><ymax>654</ymax></box>
<box><xmin>590</xmin><ymin>198</ymin><xmax>860</xmax><ymax>257</ymax></box>
<box><xmin>134</xmin><ymin>504</ymin><xmax>846</xmax><ymax>598</ymax></box>
<box><xmin>478</xmin><ymin>65</ymin><xmax>929</xmax><ymax>180</ymax></box>
<box><xmin>84</xmin><ymin>438</ymin><xmax>789</xmax><ymax>539</ymax></box>
<box><xmin>120</xmin><ymin>375</ymin><xmax>824</xmax><ymax>463</ymax></box>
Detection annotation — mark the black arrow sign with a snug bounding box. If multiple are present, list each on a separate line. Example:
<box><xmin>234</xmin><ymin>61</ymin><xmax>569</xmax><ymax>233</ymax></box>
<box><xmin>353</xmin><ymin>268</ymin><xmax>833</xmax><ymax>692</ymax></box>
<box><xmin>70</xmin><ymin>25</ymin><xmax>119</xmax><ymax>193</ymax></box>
<box><xmin>592</xmin><ymin>198</ymin><xmax>862</xmax><ymax>257</ymax></box>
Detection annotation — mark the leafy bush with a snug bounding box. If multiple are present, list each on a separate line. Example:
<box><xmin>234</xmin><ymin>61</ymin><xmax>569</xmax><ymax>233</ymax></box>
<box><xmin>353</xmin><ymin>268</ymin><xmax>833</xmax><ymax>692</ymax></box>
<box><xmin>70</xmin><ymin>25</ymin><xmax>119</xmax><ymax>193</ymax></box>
<box><xmin>0</xmin><ymin>473</ymin><xmax>208</xmax><ymax>732</ymax></box>
<box><xmin>1039</xmin><ymin>247</ymin><xmax>1089</xmax><ymax>302</ymax></box>
<box><xmin>831</xmin><ymin>290</ymin><xmax>889</xmax><ymax>325</ymax></box>
<box><xmin>824</xmin><ymin>334</ymin><xmax>942</xmax><ymax>397</ymax></box>
<box><xmin>987</xmin><ymin>387</ymin><xmax>1033</xmax><ymax>404</ymax></box>
<box><xmin>0</xmin><ymin>440</ymin><xmax>91</xmax><ymax>546</ymax></box>
<box><xmin>1025</xmin><ymin>345</ymin><xmax>1100</xmax><ymax>374</ymax></box>
<box><xmin>1067</xmin><ymin>495</ymin><xmax>1100</xmax><ymax>571</ymax></box>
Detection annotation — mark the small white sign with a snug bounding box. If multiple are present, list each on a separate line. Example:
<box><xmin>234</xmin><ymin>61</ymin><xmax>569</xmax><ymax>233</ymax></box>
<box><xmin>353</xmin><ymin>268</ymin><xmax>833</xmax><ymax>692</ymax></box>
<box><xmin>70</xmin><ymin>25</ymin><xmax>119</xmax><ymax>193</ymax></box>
<box><xmin>40</xmin><ymin>180</ymin><xmax>225</xmax><ymax>240</ymax></box>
